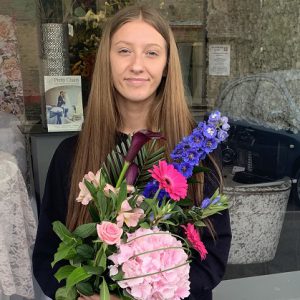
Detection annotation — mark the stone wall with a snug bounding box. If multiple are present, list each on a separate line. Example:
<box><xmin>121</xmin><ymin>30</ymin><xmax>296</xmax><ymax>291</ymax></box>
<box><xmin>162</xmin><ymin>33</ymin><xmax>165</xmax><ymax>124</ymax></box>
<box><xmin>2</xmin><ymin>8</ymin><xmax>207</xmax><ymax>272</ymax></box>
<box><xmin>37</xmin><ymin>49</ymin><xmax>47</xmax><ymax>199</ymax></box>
<box><xmin>207</xmin><ymin>0</ymin><xmax>300</xmax><ymax>106</ymax></box>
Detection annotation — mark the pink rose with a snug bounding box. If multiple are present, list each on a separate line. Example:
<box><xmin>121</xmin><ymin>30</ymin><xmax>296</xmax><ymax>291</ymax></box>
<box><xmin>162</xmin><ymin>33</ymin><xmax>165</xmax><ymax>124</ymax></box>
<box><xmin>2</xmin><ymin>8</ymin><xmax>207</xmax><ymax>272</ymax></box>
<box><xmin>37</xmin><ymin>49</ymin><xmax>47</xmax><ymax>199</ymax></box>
<box><xmin>97</xmin><ymin>221</ymin><xmax>123</xmax><ymax>245</ymax></box>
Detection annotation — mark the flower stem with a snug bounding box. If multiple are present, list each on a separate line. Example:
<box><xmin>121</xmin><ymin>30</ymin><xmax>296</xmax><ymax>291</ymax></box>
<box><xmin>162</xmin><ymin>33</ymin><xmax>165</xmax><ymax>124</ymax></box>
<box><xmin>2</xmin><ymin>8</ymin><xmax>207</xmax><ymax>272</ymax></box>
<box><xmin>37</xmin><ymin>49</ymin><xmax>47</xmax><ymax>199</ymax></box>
<box><xmin>116</xmin><ymin>161</ymin><xmax>130</xmax><ymax>188</ymax></box>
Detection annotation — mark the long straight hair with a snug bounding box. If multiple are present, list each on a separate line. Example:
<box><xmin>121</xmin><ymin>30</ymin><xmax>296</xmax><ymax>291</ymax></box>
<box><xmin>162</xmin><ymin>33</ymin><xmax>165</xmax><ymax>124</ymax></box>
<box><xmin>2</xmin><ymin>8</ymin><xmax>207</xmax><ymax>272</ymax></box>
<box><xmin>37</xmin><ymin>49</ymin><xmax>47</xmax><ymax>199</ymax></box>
<box><xmin>66</xmin><ymin>5</ymin><xmax>222</xmax><ymax>231</ymax></box>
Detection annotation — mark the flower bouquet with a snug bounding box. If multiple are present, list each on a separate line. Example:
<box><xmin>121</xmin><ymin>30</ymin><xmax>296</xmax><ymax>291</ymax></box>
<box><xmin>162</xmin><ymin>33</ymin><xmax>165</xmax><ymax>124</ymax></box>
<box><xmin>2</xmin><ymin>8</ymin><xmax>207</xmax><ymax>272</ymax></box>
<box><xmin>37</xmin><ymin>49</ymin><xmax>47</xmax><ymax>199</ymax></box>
<box><xmin>52</xmin><ymin>111</ymin><xmax>230</xmax><ymax>300</ymax></box>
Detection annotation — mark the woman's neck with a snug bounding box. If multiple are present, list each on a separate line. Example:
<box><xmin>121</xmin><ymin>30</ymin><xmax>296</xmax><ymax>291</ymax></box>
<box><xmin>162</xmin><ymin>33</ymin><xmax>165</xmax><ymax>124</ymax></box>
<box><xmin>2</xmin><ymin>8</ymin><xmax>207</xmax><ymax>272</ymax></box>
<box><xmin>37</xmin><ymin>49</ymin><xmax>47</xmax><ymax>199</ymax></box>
<box><xmin>117</xmin><ymin>97</ymin><xmax>153</xmax><ymax>135</ymax></box>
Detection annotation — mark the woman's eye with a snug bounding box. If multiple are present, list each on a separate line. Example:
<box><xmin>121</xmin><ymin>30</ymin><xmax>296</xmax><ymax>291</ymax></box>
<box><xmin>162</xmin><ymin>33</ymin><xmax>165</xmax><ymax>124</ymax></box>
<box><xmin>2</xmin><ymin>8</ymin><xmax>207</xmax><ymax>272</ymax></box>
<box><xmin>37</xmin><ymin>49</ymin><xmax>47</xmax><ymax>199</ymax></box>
<box><xmin>118</xmin><ymin>48</ymin><xmax>131</xmax><ymax>54</ymax></box>
<box><xmin>146</xmin><ymin>50</ymin><xmax>159</xmax><ymax>57</ymax></box>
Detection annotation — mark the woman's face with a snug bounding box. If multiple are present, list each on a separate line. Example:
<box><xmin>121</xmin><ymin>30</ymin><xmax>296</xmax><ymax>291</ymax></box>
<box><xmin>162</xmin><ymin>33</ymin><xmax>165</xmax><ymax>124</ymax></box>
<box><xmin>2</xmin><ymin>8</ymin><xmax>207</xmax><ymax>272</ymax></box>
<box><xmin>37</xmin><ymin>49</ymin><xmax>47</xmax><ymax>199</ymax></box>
<box><xmin>110</xmin><ymin>19</ymin><xmax>167</xmax><ymax>105</ymax></box>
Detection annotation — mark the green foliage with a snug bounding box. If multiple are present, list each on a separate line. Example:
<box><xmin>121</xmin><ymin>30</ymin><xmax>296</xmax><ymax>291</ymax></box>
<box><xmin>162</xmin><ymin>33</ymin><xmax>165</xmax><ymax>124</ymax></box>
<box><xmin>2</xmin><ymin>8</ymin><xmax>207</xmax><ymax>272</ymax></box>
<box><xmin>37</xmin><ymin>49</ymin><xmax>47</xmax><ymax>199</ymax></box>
<box><xmin>73</xmin><ymin>223</ymin><xmax>97</xmax><ymax>238</ymax></box>
<box><xmin>55</xmin><ymin>286</ymin><xmax>77</xmax><ymax>300</ymax></box>
<box><xmin>103</xmin><ymin>138</ymin><xmax>165</xmax><ymax>189</ymax></box>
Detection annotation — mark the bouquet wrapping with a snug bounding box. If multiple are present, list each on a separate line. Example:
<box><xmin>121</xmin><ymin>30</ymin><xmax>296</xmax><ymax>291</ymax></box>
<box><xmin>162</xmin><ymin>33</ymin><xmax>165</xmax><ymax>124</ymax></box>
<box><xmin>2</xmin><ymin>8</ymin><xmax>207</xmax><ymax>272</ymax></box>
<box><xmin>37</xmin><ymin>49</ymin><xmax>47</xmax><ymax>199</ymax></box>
<box><xmin>52</xmin><ymin>111</ymin><xmax>230</xmax><ymax>300</ymax></box>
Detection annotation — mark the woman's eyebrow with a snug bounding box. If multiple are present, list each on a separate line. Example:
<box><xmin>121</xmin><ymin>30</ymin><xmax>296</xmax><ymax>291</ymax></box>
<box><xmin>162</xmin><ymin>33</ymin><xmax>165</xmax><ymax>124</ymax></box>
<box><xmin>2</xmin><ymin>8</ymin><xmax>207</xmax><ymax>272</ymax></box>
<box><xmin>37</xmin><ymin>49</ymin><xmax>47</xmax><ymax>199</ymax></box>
<box><xmin>113</xmin><ymin>41</ymin><xmax>164</xmax><ymax>49</ymax></box>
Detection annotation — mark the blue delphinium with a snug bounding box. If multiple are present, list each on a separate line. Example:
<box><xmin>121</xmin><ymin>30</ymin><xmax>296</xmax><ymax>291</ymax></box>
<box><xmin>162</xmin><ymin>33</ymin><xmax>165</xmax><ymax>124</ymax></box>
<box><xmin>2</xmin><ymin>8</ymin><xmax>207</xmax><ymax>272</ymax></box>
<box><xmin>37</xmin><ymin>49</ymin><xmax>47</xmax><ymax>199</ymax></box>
<box><xmin>171</xmin><ymin>110</ymin><xmax>230</xmax><ymax>178</ymax></box>
<box><xmin>143</xmin><ymin>180</ymin><xmax>169</xmax><ymax>201</ymax></box>
<box><xmin>143</xmin><ymin>111</ymin><xmax>230</xmax><ymax>200</ymax></box>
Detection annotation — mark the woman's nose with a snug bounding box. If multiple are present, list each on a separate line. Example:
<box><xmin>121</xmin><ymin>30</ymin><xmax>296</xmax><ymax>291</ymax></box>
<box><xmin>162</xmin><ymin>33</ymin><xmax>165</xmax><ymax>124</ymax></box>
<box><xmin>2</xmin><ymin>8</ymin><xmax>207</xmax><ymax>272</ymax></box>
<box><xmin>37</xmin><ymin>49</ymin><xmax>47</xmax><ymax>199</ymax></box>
<box><xmin>130</xmin><ymin>54</ymin><xmax>144</xmax><ymax>73</ymax></box>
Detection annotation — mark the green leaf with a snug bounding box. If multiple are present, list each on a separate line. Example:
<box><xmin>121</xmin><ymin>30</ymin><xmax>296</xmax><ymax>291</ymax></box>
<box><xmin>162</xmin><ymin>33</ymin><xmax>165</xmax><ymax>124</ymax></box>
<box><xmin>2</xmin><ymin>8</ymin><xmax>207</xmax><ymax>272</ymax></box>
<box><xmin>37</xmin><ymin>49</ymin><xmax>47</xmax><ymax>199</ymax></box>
<box><xmin>88</xmin><ymin>203</ymin><xmax>100</xmax><ymax>222</ymax></box>
<box><xmin>83</xmin><ymin>265</ymin><xmax>104</xmax><ymax>275</ymax></box>
<box><xmin>52</xmin><ymin>221</ymin><xmax>75</xmax><ymax>244</ymax></box>
<box><xmin>100</xmin><ymin>277</ymin><xmax>110</xmax><ymax>300</ymax></box>
<box><xmin>54</xmin><ymin>265</ymin><xmax>76</xmax><ymax>282</ymax></box>
<box><xmin>84</xmin><ymin>179</ymin><xmax>98</xmax><ymax>197</ymax></box>
<box><xmin>161</xmin><ymin>220</ymin><xmax>176</xmax><ymax>226</ymax></box>
<box><xmin>51</xmin><ymin>242</ymin><xmax>77</xmax><ymax>267</ymax></box>
<box><xmin>74</xmin><ymin>6</ymin><xmax>86</xmax><ymax>17</ymax></box>
<box><xmin>76</xmin><ymin>282</ymin><xmax>94</xmax><ymax>296</ymax></box>
<box><xmin>96</xmin><ymin>190</ymin><xmax>107</xmax><ymax>219</ymax></box>
<box><xmin>135</xmin><ymin>141</ymin><xmax>165</xmax><ymax>189</ymax></box>
<box><xmin>139</xmin><ymin>222</ymin><xmax>150</xmax><ymax>229</ymax></box>
<box><xmin>66</xmin><ymin>267</ymin><xmax>92</xmax><ymax>291</ymax></box>
<box><xmin>194</xmin><ymin>220</ymin><xmax>206</xmax><ymax>227</ymax></box>
<box><xmin>99</xmin><ymin>251</ymin><xmax>107</xmax><ymax>270</ymax></box>
<box><xmin>111</xmin><ymin>270</ymin><xmax>124</xmax><ymax>281</ymax></box>
<box><xmin>55</xmin><ymin>286</ymin><xmax>77</xmax><ymax>300</ymax></box>
<box><xmin>76</xmin><ymin>244</ymin><xmax>95</xmax><ymax>259</ymax></box>
<box><xmin>107</xmin><ymin>154</ymin><xmax>119</xmax><ymax>184</ymax></box>
<box><xmin>116</xmin><ymin>181</ymin><xmax>127</xmax><ymax>210</ymax></box>
<box><xmin>122</xmin><ymin>290</ymin><xmax>135</xmax><ymax>299</ymax></box>
<box><xmin>178</xmin><ymin>198</ymin><xmax>194</xmax><ymax>207</ymax></box>
<box><xmin>73</xmin><ymin>223</ymin><xmax>97</xmax><ymax>238</ymax></box>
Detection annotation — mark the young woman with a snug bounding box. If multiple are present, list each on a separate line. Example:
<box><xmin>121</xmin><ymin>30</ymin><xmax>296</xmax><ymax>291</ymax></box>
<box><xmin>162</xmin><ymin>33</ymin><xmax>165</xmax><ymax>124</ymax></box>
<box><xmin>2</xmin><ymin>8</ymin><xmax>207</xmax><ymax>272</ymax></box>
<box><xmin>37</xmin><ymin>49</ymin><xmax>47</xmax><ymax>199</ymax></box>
<box><xmin>33</xmin><ymin>5</ymin><xmax>231</xmax><ymax>300</ymax></box>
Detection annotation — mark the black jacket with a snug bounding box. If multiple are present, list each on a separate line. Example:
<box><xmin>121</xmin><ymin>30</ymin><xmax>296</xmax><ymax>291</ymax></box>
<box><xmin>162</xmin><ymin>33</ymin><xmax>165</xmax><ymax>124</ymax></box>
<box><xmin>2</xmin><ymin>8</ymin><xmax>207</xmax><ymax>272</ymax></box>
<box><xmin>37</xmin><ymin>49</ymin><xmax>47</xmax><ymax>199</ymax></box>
<box><xmin>32</xmin><ymin>135</ymin><xmax>231</xmax><ymax>300</ymax></box>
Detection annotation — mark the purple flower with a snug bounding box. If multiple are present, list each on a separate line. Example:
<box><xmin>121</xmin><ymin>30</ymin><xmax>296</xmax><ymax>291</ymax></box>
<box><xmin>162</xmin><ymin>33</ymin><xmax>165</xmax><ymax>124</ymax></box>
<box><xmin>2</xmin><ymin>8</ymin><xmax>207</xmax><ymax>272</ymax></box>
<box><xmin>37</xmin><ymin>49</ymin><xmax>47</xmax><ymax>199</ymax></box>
<box><xmin>125</xmin><ymin>130</ymin><xmax>163</xmax><ymax>163</ymax></box>
<box><xmin>220</xmin><ymin>116</ymin><xmax>229</xmax><ymax>124</ymax></box>
<box><xmin>211</xmin><ymin>195</ymin><xmax>221</xmax><ymax>205</ymax></box>
<box><xmin>173</xmin><ymin>161</ymin><xmax>193</xmax><ymax>178</ymax></box>
<box><xmin>202</xmin><ymin>138</ymin><xmax>218</xmax><ymax>153</ymax></box>
<box><xmin>208</xmin><ymin>111</ymin><xmax>221</xmax><ymax>123</ymax></box>
<box><xmin>170</xmin><ymin>111</ymin><xmax>230</xmax><ymax>179</ymax></box>
<box><xmin>143</xmin><ymin>180</ymin><xmax>169</xmax><ymax>201</ymax></box>
<box><xmin>203</xmin><ymin>124</ymin><xmax>217</xmax><ymax>139</ymax></box>
<box><xmin>188</xmin><ymin>131</ymin><xmax>204</xmax><ymax>148</ymax></box>
<box><xmin>201</xmin><ymin>198</ymin><xmax>211</xmax><ymax>209</ymax></box>
<box><xmin>217</xmin><ymin>129</ymin><xmax>229</xmax><ymax>142</ymax></box>
<box><xmin>125</xmin><ymin>162</ymin><xmax>139</xmax><ymax>185</ymax></box>
<box><xmin>183</xmin><ymin>149</ymin><xmax>201</xmax><ymax>165</ymax></box>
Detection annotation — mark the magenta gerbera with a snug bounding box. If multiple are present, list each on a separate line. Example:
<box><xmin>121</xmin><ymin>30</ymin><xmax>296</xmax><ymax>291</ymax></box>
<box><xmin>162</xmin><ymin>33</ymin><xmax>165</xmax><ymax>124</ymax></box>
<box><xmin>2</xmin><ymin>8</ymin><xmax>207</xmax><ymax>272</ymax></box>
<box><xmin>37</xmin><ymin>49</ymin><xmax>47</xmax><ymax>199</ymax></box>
<box><xmin>149</xmin><ymin>160</ymin><xmax>188</xmax><ymax>201</ymax></box>
<box><xmin>181</xmin><ymin>223</ymin><xmax>208</xmax><ymax>260</ymax></box>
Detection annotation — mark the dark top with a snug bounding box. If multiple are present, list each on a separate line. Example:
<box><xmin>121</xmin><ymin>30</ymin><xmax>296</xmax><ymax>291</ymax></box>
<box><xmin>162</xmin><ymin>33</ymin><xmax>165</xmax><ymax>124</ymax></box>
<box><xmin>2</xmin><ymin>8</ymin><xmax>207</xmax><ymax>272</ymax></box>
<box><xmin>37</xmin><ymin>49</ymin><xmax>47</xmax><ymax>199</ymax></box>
<box><xmin>57</xmin><ymin>95</ymin><xmax>65</xmax><ymax>107</ymax></box>
<box><xmin>32</xmin><ymin>135</ymin><xmax>231</xmax><ymax>300</ymax></box>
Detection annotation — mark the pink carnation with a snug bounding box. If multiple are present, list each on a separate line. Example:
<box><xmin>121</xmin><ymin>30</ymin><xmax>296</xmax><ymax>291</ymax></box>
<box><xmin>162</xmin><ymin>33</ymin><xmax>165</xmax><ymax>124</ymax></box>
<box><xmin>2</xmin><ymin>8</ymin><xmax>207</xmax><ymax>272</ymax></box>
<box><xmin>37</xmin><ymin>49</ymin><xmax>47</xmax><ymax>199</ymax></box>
<box><xmin>181</xmin><ymin>223</ymin><xmax>208</xmax><ymax>260</ymax></box>
<box><xmin>108</xmin><ymin>228</ymin><xmax>190</xmax><ymax>300</ymax></box>
<box><xmin>149</xmin><ymin>160</ymin><xmax>188</xmax><ymax>201</ymax></box>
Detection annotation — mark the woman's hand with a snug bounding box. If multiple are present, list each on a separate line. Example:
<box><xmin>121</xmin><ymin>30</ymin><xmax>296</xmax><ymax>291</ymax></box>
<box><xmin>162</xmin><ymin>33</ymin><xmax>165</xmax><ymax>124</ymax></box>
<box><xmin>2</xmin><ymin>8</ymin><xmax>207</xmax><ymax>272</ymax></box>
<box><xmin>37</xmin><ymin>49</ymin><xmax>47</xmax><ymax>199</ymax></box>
<box><xmin>78</xmin><ymin>294</ymin><xmax>121</xmax><ymax>300</ymax></box>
